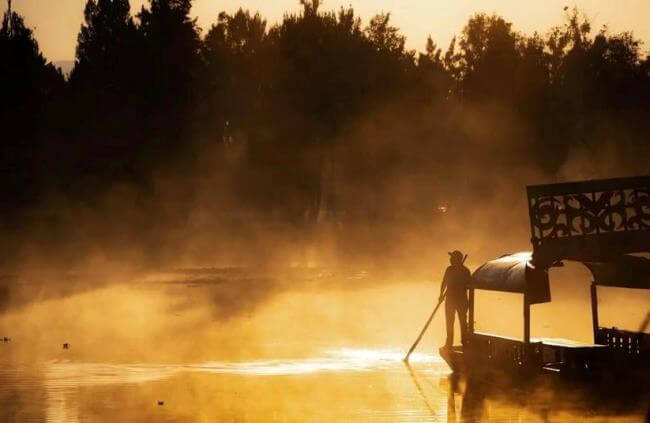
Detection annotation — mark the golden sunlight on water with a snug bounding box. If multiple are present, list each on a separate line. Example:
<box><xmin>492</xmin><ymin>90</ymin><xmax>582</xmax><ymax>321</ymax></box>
<box><xmin>1</xmin><ymin>270</ymin><xmax>648</xmax><ymax>422</ymax></box>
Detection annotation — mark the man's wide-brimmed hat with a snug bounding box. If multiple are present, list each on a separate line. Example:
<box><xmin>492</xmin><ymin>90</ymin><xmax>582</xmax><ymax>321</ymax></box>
<box><xmin>448</xmin><ymin>250</ymin><xmax>463</xmax><ymax>261</ymax></box>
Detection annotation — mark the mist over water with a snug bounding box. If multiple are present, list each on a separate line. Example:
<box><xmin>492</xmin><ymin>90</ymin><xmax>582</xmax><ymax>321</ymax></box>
<box><xmin>1</xmin><ymin>269</ymin><xmax>648</xmax><ymax>421</ymax></box>
<box><xmin>2</xmin><ymin>0</ymin><xmax>650</xmax><ymax>420</ymax></box>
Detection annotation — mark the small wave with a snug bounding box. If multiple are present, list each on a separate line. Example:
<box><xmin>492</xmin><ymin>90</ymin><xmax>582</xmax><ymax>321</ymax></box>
<box><xmin>41</xmin><ymin>349</ymin><xmax>445</xmax><ymax>388</ymax></box>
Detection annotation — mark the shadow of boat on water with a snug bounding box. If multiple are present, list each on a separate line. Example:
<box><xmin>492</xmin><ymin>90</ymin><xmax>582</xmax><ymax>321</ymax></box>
<box><xmin>406</xmin><ymin>360</ymin><xmax>649</xmax><ymax>422</ymax></box>
<box><xmin>442</xmin><ymin>371</ymin><xmax>649</xmax><ymax>422</ymax></box>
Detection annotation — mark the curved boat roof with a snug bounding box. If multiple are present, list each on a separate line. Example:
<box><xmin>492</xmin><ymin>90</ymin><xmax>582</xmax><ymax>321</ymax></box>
<box><xmin>472</xmin><ymin>252</ymin><xmax>650</xmax><ymax>300</ymax></box>
<box><xmin>472</xmin><ymin>252</ymin><xmax>532</xmax><ymax>293</ymax></box>
<box><xmin>471</xmin><ymin>252</ymin><xmax>551</xmax><ymax>304</ymax></box>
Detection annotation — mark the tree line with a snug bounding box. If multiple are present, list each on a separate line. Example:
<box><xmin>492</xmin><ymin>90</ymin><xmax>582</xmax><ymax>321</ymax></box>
<box><xmin>1</xmin><ymin>0</ymin><xmax>649</xmax><ymax>266</ymax></box>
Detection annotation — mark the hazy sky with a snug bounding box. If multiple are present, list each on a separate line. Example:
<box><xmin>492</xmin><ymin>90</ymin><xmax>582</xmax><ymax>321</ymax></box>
<box><xmin>4</xmin><ymin>0</ymin><xmax>650</xmax><ymax>62</ymax></box>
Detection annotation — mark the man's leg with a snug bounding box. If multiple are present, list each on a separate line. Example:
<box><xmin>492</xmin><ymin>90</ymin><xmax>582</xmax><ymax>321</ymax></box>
<box><xmin>457</xmin><ymin>301</ymin><xmax>469</xmax><ymax>345</ymax></box>
<box><xmin>445</xmin><ymin>299</ymin><xmax>455</xmax><ymax>347</ymax></box>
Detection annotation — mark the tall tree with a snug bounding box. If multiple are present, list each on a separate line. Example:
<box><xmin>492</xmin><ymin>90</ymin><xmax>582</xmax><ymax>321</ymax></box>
<box><xmin>63</xmin><ymin>0</ymin><xmax>145</xmax><ymax>196</ymax></box>
<box><xmin>457</xmin><ymin>14</ymin><xmax>520</xmax><ymax>102</ymax></box>
<box><xmin>201</xmin><ymin>9</ymin><xmax>267</xmax><ymax>139</ymax></box>
<box><xmin>137</xmin><ymin>0</ymin><xmax>201</xmax><ymax>105</ymax></box>
<box><xmin>71</xmin><ymin>0</ymin><xmax>140</xmax><ymax>89</ymax></box>
<box><xmin>136</xmin><ymin>0</ymin><xmax>202</xmax><ymax>164</ymax></box>
<box><xmin>0</xmin><ymin>10</ymin><xmax>63</xmax><ymax>208</ymax></box>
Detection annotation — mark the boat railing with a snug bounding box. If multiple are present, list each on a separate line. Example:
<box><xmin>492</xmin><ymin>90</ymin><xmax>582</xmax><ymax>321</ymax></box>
<box><xmin>471</xmin><ymin>332</ymin><xmax>531</xmax><ymax>368</ymax></box>
<box><xmin>595</xmin><ymin>327</ymin><xmax>649</xmax><ymax>356</ymax></box>
<box><xmin>470</xmin><ymin>331</ymin><xmax>613</xmax><ymax>372</ymax></box>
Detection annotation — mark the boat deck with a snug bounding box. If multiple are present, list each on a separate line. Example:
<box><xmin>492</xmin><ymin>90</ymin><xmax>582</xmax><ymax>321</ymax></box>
<box><xmin>473</xmin><ymin>331</ymin><xmax>607</xmax><ymax>349</ymax></box>
<box><xmin>531</xmin><ymin>337</ymin><xmax>607</xmax><ymax>349</ymax></box>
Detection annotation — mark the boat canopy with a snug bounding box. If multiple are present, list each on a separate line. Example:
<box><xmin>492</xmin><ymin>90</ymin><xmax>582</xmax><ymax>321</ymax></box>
<box><xmin>471</xmin><ymin>252</ymin><xmax>551</xmax><ymax>304</ymax></box>
<box><xmin>583</xmin><ymin>255</ymin><xmax>650</xmax><ymax>290</ymax></box>
<box><xmin>472</xmin><ymin>252</ymin><xmax>649</xmax><ymax>303</ymax></box>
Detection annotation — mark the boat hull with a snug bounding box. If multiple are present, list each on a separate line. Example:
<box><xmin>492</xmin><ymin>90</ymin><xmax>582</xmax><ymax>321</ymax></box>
<box><xmin>439</xmin><ymin>333</ymin><xmax>650</xmax><ymax>391</ymax></box>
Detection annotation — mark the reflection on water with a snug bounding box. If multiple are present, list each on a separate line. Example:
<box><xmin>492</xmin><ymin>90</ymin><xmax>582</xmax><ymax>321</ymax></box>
<box><xmin>42</xmin><ymin>349</ymin><xmax>440</xmax><ymax>385</ymax></box>
<box><xmin>1</xmin><ymin>349</ymin><xmax>647</xmax><ymax>422</ymax></box>
<box><xmin>1</xmin><ymin>273</ymin><xmax>648</xmax><ymax>422</ymax></box>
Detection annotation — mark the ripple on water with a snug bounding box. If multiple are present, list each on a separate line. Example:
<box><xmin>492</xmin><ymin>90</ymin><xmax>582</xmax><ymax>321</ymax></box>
<box><xmin>41</xmin><ymin>348</ymin><xmax>444</xmax><ymax>387</ymax></box>
<box><xmin>2</xmin><ymin>349</ymin><xmax>646</xmax><ymax>422</ymax></box>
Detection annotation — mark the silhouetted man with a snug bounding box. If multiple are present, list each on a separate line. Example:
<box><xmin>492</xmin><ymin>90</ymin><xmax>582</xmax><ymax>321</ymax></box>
<box><xmin>439</xmin><ymin>250</ymin><xmax>471</xmax><ymax>347</ymax></box>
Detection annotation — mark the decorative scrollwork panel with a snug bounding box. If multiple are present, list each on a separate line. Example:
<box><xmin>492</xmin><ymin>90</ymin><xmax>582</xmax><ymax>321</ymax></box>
<box><xmin>528</xmin><ymin>178</ymin><xmax>650</xmax><ymax>248</ymax></box>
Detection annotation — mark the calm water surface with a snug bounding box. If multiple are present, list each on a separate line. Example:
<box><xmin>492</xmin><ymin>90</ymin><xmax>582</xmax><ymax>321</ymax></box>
<box><xmin>0</xmin><ymin>270</ymin><xmax>648</xmax><ymax>422</ymax></box>
<box><xmin>2</xmin><ymin>349</ymin><xmax>647</xmax><ymax>422</ymax></box>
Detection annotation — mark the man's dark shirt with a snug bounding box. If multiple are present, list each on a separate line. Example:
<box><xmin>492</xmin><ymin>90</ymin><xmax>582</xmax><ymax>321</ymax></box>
<box><xmin>442</xmin><ymin>264</ymin><xmax>471</xmax><ymax>302</ymax></box>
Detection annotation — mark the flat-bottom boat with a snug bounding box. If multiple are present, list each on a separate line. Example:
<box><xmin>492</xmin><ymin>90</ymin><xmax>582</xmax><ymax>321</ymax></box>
<box><xmin>439</xmin><ymin>176</ymin><xmax>650</xmax><ymax>391</ymax></box>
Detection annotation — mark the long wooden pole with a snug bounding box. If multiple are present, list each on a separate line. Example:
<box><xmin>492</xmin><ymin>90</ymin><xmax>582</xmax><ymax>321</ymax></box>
<box><xmin>404</xmin><ymin>294</ymin><xmax>445</xmax><ymax>362</ymax></box>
